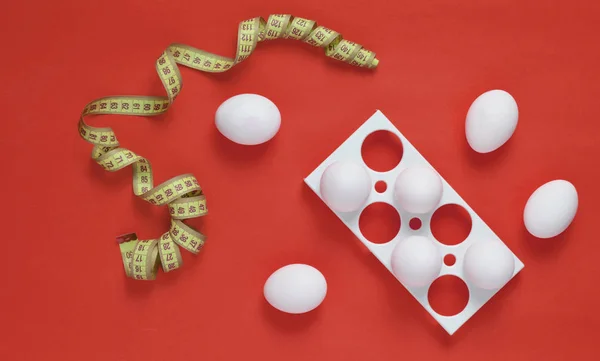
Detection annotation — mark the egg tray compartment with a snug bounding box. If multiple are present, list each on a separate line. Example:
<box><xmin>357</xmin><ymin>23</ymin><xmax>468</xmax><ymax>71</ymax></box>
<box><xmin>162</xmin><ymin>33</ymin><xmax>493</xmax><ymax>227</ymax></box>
<box><xmin>304</xmin><ymin>110</ymin><xmax>524</xmax><ymax>335</ymax></box>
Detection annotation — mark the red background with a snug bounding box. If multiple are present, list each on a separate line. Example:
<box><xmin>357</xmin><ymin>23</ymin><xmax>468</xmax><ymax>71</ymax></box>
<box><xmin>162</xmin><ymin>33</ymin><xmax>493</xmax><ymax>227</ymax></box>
<box><xmin>2</xmin><ymin>0</ymin><xmax>600</xmax><ymax>359</ymax></box>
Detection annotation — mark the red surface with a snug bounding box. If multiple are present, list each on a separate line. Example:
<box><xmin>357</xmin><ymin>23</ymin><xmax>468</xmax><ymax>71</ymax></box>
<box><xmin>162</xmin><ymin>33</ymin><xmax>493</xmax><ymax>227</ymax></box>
<box><xmin>2</xmin><ymin>1</ymin><xmax>600</xmax><ymax>360</ymax></box>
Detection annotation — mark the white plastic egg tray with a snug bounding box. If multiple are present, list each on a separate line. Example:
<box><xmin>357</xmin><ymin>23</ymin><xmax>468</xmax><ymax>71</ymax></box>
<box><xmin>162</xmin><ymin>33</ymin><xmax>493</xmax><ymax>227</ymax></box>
<box><xmin>304</xmin><ymin>110</ymin><xmax>524</xmax><ymax>335</ymax></box>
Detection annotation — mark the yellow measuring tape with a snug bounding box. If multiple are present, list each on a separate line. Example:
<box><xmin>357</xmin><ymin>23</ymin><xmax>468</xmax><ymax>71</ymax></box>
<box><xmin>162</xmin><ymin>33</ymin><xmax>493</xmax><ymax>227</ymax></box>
<box><xmin>77</xmin><ymin>14</ymin><xmax>379</xmax><ymax>280</ymax></box>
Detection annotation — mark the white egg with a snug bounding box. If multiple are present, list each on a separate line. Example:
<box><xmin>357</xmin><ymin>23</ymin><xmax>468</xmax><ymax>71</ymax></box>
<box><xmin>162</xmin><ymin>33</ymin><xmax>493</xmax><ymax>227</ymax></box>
<box><xmin>465</xmin><ymin>89</ymin><xmax>518</xmax><ymax>153</ymax></box>
<box><xmin>463</xmin><ymin>241</ymin><xmax>515</xmax><ymax>290</ymax></box>
<box><xmin>263</xmin><ymin>264</ymin><xmax>327</xmax><ymax>314</ymax></box>
<box><xmin>393</xmin><ymin>166</ymin><xmax>443</xmax><ymax>214</ymax></box>
<box><xmin>391</xmin><ymin>235</ymin><xmax>442</xmax><ymax>288</ymax></box>
<box><xmin>320</xmin><ymin>161</ymin><xmax>372</xmax><ymax>213</ymax></box>
<box><xmin>215</xmin><ymin>93</ymin><xmax>281</xmax><ymax>145</ymax></box>
<box><xmin>524</xmin><ymin>180</ymin><xmax>578</xmax><ymax>239</ymax></box>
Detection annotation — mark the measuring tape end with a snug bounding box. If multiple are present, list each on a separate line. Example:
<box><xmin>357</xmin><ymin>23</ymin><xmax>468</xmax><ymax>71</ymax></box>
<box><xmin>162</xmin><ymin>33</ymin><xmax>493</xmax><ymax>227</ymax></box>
<box><xmin>116</xmin><ymin>233</ymin><xmax>138</xmax><ymax>244</ymax></box>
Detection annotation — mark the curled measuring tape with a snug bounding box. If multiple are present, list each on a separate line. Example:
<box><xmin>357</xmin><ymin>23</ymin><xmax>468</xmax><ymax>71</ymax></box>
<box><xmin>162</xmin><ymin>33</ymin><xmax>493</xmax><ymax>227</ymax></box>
<box><xmin>77</xmin><ymin>14</ymin><xmax>379</xmax><ymax>280</ymax></box>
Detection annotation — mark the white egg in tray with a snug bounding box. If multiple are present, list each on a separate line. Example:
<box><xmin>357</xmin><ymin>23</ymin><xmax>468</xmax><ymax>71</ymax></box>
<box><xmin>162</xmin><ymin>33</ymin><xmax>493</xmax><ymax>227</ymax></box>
<box><xmin>304</xmin><ymin>110</ymin><xmax>524</xmax><ymax>335</ymax></box>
